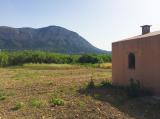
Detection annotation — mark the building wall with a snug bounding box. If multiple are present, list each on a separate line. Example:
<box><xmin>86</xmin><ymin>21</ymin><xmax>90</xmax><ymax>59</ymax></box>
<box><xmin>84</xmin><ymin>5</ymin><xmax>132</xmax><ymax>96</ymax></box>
<box><xmin>112</xmin><ymin>35</ymin><xmax>160</xmax><ymax>95</ymax></box>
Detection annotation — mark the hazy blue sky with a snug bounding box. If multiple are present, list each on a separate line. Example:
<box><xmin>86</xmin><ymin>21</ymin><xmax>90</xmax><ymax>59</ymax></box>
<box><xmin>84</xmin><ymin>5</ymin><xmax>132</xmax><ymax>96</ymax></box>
<box><xmin>0</xmin><ymin>0</ymin><xmax>160</xmax><ymax>51</ymax></box>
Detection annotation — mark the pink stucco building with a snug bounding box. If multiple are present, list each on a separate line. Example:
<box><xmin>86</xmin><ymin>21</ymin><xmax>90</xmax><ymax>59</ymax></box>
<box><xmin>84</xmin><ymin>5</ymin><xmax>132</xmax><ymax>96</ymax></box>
<box><xmin>112</xmin><ymin>25</ymin><xmax>160</xmax><ymax>95</ymax></box>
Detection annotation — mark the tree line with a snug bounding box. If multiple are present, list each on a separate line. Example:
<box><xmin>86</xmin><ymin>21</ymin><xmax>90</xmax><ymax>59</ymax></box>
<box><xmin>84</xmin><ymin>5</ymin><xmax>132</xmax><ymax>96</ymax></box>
<box><xmin>0</xmin><ymin>51</ymin><xmax>111</xmax><ymax>67</ymax></box>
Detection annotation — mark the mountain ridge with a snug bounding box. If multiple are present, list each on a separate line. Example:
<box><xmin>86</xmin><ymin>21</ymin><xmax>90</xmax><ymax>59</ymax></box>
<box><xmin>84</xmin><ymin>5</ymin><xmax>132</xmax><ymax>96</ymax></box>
<box><xmin>0</xmin><ymin>26</ymin><xmax>109</xmax><ymax>54</ymax></box>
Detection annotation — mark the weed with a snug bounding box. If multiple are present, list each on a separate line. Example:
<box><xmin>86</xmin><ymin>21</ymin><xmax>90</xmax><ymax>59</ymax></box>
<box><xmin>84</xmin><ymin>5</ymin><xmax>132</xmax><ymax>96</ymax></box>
<box><xmin>87</xmin><ymin>76</ymin><xmax>95</xmax><ymax>89</ymax></box>
<box><xmin>49</xmin><ymin>97</ymin><xmax>64</xmax><ymax>106</ymax></box>
<box><xmin>99</xmin><ymin>80</ymin><xmax>112</xmax><ymax>88</ymax></box>
<box><xmin>113</xmin><ymin>96</ymin><xmax>126</xmax><ymax>106</ymax></box>
<box><xmin>78</xmin><ymin>101</ymin><xmax>86</xmax><ymax>108</ymax></box>
<box><xmin>47</xmin><ymin>81</ymin><xmax>54</xmax><ymax>86</ymax></box>
<box><xmin>29</xmin><ymin>99</ymin><xmax>44</xmax><ymax>108</ymax></box>
<box><xmin>7</xmin><ymin>91</ymin><xmax>16</xmax><ymax>96</ymax></box>
<box><xmin>93</xmin><ymin>94</ymin><xmax>101</xmax><ymax>99</ymax></box>
<box><xmin>0</xmin><ymin>96</ymin><xmax>6</xmax><ymax>101</ymax></box>
<box><xmin>0</xmin><ymin>90</ymin><xmax>7</xmax><ymax>101</ymax></box>
<box><xmin>12</xmin><ymin>102</ymin><xmax>25</xmax><ymax>110</ymax></box>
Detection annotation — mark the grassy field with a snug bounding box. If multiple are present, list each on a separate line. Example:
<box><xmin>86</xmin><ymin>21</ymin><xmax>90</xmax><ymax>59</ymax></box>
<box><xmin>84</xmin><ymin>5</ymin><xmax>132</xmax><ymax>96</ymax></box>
<box><xmin>0</xmin><ymin>63</ymin><xmax>159</xmax><ymax>119</ymax></box>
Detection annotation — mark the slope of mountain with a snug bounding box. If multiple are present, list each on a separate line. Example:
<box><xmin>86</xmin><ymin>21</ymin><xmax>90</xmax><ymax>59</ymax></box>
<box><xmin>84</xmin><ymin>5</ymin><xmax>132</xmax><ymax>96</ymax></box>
<box><xmin>0</xmin><ymin>26</ymin><xmax>108</xmax><ymax>54</ymax></box>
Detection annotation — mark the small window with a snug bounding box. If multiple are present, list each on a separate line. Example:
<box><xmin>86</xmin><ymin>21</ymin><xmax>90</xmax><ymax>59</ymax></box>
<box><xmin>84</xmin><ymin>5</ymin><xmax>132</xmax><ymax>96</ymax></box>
<box><xmin>128</xmin><ymin>53</ymin><xmax>135</xmax><ymax>69</ymax></box>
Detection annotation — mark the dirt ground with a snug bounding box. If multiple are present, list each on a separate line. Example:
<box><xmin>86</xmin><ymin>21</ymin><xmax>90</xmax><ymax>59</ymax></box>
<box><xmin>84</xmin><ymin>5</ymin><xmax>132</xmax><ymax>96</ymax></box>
<box><xmin>0</xmin><ymin>64</ymin><xmax>159</xmax><ymax>119</ymax></box>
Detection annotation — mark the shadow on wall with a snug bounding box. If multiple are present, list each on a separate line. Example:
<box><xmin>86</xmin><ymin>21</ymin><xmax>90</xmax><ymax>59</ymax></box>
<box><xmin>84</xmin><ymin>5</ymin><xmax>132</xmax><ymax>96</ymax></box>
<box><xmin>78</xmin><ymin>80</ymin><xmax>160</xmax><ymax>119</ymax></box>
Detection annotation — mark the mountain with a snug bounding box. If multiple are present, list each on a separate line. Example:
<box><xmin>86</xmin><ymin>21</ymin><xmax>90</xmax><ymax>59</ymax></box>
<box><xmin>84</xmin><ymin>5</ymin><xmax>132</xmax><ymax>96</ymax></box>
<box><xmin>0</xmin><ymin>26</ymin><xmax>108</xmax><ymax>54</ymax></box>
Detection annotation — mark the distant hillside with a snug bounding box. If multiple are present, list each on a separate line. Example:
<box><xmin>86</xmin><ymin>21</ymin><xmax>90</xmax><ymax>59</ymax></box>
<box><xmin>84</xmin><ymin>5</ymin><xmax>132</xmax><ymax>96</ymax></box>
<box><xmin>0</xmin><ymin>26</ymin><xmax>109</xmax><ymax>54</ymax></box>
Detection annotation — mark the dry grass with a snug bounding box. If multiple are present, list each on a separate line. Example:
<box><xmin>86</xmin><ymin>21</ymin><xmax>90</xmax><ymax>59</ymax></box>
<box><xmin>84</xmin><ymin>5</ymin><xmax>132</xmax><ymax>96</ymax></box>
<box><xmin>98</xmin><ymin>63</ymin><xmax>112</xmax><ymax>69</ymax></box>
<box><xmin>0</xmin><ymin>63</ymin><xmax>159</xmax><ymax>119</ymax></box>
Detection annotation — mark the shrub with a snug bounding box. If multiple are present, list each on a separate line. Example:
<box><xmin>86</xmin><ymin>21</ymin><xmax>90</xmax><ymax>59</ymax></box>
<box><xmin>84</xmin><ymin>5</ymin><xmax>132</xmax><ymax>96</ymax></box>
<box><xmin>127</xmin><ymin>78</ymin><xmax>141</xmax><ymax>97</ymax></box>
<box><xmin>0</xmin><ymin>51</ymin><xmax>112</xmax><ymax>67</ymax></box>
<box><xmin>127</xmin><ymin>78</ymin><xmax>153</xmax><ymax>97</ymax></box>
<box><xmin>78</xmin><ymin>54</ymin><xmax>99</xmax><ymax>64</ymax></box>
<box><xmin>0</xmin><ymin>52</ymin><xmax>8</xmax><ymax>67</ymax></box>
